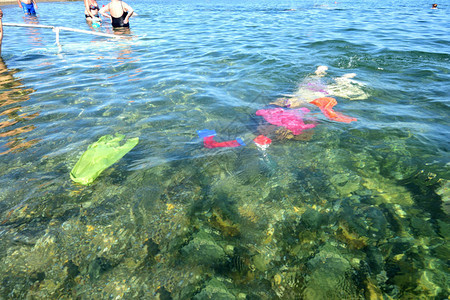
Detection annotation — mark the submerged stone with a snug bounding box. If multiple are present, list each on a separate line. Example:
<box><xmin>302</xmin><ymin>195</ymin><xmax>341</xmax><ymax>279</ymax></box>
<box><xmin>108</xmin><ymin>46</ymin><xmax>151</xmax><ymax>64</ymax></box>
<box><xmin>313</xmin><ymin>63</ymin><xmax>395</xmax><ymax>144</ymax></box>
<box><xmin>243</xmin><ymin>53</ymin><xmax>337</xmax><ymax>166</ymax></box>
<box><xmin>304</xmin><ymin>244</ymin><xmax>361</xmax><ymax>299</ymax></box>
<box><xmin>432</xmin><ymin>243</ymin><xmax>450</xmax><ymax>262</ymax></box>
<box><xmin>194</xmin><ymin>278</ymin><xmax>235</xmax><ymax>300</ymax></box>
<box><xmin>363</xmin><ymin>206</ymin><xmax>388</xmax><ymax>240</ymax></box>
<box><xmin>362</xmin><ymin>175</ymin><xmax>414</xmax><ymax>206</ymax></box>
<box><xmin>181</xmin><ymin>231</ymin><xmax>226</xmax><ymax>266</ymax></box>
<box><xmin>437</xmin><ymin>219</ymin><xmax>450</xmax><ymax>239</ymax></box>
<box><xmin>208</xmin><ymin>209</ymin><xmax>240</xmax><ymax>237</ymax></box>
<box><xmin>300</xmin><ymin>208</ymin><xmax>324</xmax><ymax>230</ymax></box>
<box><xmin>436</xmin><ymin>180</ymin><xmax>450</xmax><ymax>214</ymax></box>
<box><xmin>380</xmin><ymin>152</ymin><xmax>416</xmax><ymax>181</ymax></box>
<box><xmin>410</xmin><ymin>217</ymin><xmax>436</xmax><ymax>237</ymax></box>
<box><xmin>330</xmin><ymin>173</ymin><xmax>361</xmax><ymax>196</ymax></box>
<box><xmin>337</xmin><ymin>221</ymin><xmax>369</xmax><ymax>250</ymax></box>
<box><xmin>416</xmin><ymin>270</ymin><xmax>446</xmax><ymax>297</ymax></box>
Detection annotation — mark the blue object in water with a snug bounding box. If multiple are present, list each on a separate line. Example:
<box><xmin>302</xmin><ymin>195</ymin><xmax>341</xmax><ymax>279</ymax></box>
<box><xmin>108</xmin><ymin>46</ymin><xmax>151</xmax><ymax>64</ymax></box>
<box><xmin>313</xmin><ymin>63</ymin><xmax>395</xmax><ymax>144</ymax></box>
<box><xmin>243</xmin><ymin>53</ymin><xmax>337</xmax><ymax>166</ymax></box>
<box><xmin>236</xmin><ymin>138</ymin><xmax>246</xmax><ymax>146</ymax></box>
<box><xmin>197</xmin><ymin>129</ymin><xmax>216</xmax><ymax>138</ymax></box>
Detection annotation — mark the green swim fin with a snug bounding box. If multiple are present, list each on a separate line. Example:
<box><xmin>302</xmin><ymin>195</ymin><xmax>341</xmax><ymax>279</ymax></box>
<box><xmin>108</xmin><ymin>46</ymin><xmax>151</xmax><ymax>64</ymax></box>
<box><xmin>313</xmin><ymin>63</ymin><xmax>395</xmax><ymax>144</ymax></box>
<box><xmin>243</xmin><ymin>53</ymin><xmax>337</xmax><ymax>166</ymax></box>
<box><xmin>70</xmin><ymin>134</ymin><xmax>139</xmax><ymax>185</ymax></box>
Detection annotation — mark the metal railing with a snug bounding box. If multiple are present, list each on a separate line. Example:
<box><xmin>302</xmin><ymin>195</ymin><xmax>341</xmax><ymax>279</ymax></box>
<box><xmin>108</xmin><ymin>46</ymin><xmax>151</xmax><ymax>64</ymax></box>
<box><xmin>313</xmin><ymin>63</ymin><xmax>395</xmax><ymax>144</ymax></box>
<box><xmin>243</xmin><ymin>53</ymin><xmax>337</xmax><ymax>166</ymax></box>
<box><xmin>3</xmin><ymin>23</ymin><xmax>126</xmax><ymax>45</ymax></box>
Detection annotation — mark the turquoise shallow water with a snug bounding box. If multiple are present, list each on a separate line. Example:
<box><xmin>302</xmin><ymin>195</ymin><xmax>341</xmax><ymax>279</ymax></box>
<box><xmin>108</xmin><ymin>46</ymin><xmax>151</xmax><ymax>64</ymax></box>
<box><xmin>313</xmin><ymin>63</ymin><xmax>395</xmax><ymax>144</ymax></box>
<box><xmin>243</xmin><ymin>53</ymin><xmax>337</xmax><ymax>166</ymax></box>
<box><xmin>0</xmin><ymin>0</ymin><xmax>449</xmax><ymax>298</ymax></box>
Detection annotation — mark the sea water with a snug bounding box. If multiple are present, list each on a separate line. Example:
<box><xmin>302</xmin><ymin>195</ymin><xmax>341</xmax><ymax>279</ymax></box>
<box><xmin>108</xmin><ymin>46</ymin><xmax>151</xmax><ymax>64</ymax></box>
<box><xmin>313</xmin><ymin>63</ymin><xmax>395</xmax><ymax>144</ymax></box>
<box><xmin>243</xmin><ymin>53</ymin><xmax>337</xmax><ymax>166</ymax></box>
<box><xmin>0</xmin><ymin>0</ymin><xmax>449</xmax><ymax>298</ymax></box>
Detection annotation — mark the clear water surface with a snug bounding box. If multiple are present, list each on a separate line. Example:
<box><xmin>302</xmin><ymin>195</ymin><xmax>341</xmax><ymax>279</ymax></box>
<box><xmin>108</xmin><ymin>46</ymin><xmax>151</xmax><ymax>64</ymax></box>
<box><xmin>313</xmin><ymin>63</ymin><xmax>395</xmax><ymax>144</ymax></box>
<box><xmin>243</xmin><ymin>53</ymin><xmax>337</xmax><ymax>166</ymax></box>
<box><xmin>0</xmin><ymin>0</ymin><xmax>449</xmax><ymax>298</ymax></box>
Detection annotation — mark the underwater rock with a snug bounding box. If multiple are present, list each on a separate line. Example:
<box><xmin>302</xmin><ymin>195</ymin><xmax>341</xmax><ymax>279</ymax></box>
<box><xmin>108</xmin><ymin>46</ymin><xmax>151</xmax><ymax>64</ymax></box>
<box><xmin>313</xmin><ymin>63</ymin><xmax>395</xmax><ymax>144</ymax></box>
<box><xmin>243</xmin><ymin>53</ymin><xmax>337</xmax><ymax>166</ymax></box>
<box><xmin>231</xmin><ymin>153</ymin><xmax>274</xmax><ymax>185</ymax></box>
<box><xmin>365</xmin><ymin>206</ymin><xmax>388</xmax><ymax>239</ymax></box>
<box><xmin>64</xmin><ymin>260</ymin><xmax>80</xmax><ymax>279</ymax></box>
<box><xmin>300</xmin><ymin>208</ymin><xmax>325</xmax><ymax>230</ymax></box>
<box><xmin>237</xmin><ymin>204</ymin><xmax>259</xmax><ymax>224</ymax></box>
<box><xmin>252</xmin><ymin>253</ymin><xmax>271</xmax><ymax>272</ymax></box>
<box><xmin>364</xmin><ymin>278</ymin><xmax>384</xmax><ymax>300</ymax></box>
<box><xmin>437</xmin><ymin>219</ymin><xmax>450</xmax><ymax>239</ymax></box>
<box><xmin>181</xmin><ymin>230</ymin><xmax>226</xmax><ymax>266</ymax></box>
<box><xmin>142</xmin><ymin>238</ymin><xmax>160</xmax><ymax>265</ymax></box>
<box><xmin>410</xmin><ymin>217</ymin><xmax>436</xmax><ymax>237</ymax></box>
<box><xmin>304</xmin><ymin>244</ymin><xmax>361</xmax><ymax>299</ymax></box>
<box><xmin>307</xmin><ymin>244</ymin><xmax>351</xmax><ymax>274</ymax></box>
<box><xmin>364</xmin><ymin>246</ymin><xmax>385</xmax><ymax>275</ymax></box>
<box><xmin>436</xmin><ymin>179</ymin><xmax>450</xmax><ymax>214</ymax></box>
<box><xmin>193</xmin><ymin>278</ymin><xmax>236</xmax><ymax>300</ymax></box>
<box><xmin>415</xmin><ymin>269</ymin><xmax>447</xmax><ymax>297</ymax></box>
<box><xmin>431</xmin><ymin>242</ymin><xmax>450</xmax><ymax>262</ymax></box>
<box><xmin>330</xmin><ymin>173</ymin><xmax>361</xmax><ymax>196</ymax></box>
<box><xmin>270</xmin><ymin>268</ymin><xmax>305</xmax><ymax>299</ymax></box>
<box><xmin>155</xmin><ymin>286</ymin><xmax>172</xmax><ymax>300</ymax></box>
<box><xmin>380</xmin><ymin>237</ymin><xmax>414</xmax><ymax>260</ymax></box>
<box><xmin>362</xmin><ymin>175</ymin><xmax>414</xmax><ymax>206</ymax></box>
<box><xmin>208</xmin><ymin>209</ymin><xmax>240</xmax><ymax>237</ymax></box>
<box><xmin>380</xmin><ymin>153</ymin><xmax>416</xmax><ymax>181</ymax></box>
<box><xmin>336</xmin><ymin>221</ymin><xmax>369</xmax><ymax>250</ymax></box>
<box><xmin>0</xmin><ymin>230</ymin><xmax>70</xmax><ymax>298</ymax></box>
<box><xmin>87</xmin><ymin>257</ymin><xmax>113</xmax><ymax>280</ymax></box>
<box><xmin>337</xmin><ymin>202</ymin><xmax>379</xmax><ymax>246</ymax></box>
<box><xmin>292</xmin><ymin>230</ymin><xmax>319</xmax><ymax>261</ymax></box>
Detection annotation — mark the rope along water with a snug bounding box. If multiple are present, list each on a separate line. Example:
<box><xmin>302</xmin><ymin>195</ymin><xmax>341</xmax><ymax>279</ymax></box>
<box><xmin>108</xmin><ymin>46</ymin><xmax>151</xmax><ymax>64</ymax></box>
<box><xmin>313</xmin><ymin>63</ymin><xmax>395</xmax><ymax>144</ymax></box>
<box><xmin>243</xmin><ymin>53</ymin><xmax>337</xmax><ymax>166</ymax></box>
<box><xmin>3</xmin><ymin>23</ymin><xmax>127</xmax><ymax>45</ymax></box>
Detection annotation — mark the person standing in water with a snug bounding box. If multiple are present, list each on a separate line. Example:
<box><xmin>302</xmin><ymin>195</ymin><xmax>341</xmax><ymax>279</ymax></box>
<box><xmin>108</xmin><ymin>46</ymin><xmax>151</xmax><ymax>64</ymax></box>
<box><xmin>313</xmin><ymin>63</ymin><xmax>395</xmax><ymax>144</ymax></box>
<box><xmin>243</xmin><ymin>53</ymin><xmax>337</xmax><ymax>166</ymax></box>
<box><xmin>17</xmin><ymin>0</ymin><xmax>38</xmax><ymax>15</ymax></box>
<box><xmin>0</xmin><ymin>8</ymin><xmax>3</xmax><ymax>55</ymax></box>
<box><xmin>84</xmin><ymin>0</ymin><xmax>101</xmax><ymax>21</ymax></box>
<box><xmin>99</xmin><ymin>0</ymin><xmax>135</xmax><ymax>28</ymax></box>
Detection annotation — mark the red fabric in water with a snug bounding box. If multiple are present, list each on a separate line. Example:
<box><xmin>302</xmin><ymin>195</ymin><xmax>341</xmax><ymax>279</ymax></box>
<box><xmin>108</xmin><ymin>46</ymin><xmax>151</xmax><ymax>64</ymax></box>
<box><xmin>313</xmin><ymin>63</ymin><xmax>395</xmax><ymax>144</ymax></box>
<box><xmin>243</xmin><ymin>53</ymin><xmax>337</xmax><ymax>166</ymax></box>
<box><xmin>255</xmin><ymin>107</ymin><xmax>316</xmax><ymax>135</ymax></box>
<box><xmin>203</xmin><ymin>136</ymin><xmax>242</xmax><ymax>148</ymax></box>
<box><xmin>310</xmin><ymin>97</ymin><xmax>357</xmax><ymax>123</ymax></box>
<box><xmin>254</xmin><ymin>135</ymin><xmax>272</xmax><ymax>146</ymax></box>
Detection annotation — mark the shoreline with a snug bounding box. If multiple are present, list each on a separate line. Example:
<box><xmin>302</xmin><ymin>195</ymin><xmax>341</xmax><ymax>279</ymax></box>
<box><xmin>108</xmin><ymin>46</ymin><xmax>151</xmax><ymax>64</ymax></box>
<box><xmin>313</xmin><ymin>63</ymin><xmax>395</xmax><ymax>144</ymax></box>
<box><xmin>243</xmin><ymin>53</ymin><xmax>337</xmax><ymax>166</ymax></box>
<box><xmin>0</xmin><ymin>0</ymin><xmax>78</xmax><ymax>5</ymax></box>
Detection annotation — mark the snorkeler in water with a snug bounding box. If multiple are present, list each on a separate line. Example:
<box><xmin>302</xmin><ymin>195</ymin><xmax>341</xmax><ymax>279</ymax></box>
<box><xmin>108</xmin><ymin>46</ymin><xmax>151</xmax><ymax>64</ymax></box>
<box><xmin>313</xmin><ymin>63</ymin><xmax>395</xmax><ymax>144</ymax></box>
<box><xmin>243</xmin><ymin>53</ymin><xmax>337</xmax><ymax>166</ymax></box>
<box><xmin>270</xmin><ymin>65</ymin><xmax>368</xmax><ymax>108</ymax></box>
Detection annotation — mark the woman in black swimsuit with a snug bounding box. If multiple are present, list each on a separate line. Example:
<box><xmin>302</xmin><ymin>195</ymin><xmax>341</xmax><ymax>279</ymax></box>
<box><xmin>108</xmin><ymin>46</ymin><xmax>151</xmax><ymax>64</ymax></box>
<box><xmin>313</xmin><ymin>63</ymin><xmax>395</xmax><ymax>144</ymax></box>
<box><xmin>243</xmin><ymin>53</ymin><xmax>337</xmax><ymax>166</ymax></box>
<box><xmin>99</xmin><ymin>0</ymin><xmax>135</xmax><ymax>28</ymax></box>
<box><xmin>84</xmin><ymin>0</ymin><xmax>100</xmax><ymax>20</ymax></box>
<box><xmin>0</xmin><ymin>8</ymin><xmax>3</xmax><ymax>55</ymax></box>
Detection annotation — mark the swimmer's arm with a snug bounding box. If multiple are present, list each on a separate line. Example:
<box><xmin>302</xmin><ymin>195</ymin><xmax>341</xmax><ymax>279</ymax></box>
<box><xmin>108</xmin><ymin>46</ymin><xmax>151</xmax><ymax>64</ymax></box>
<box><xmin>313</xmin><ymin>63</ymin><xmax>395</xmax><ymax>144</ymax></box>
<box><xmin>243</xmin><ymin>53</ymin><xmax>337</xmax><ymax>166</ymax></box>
<box><xmin>84</xmin><ymin>0</ymin><xmax>96</xmax><ymax>18</ymax></box>
<box><xmin>99</xmin><ymin>4</ymin><xmax>111</xmax><ymax>20</ymax></box>
<box><xmin>123</xmin><ymin>2</ymin><xmax>135</xmax><ymax>23</ymax></box>
<box><xmin>83</xmin><ymin>0</ymin><xmax>92</xmax><ymax>17</ymax></box>
<box><xmin>17</xmin><ymin>0</ymin><xmax>23</xmax><ymax>8</ymax></box>
<box><xmin>32</xmin><ymin>0</ymin><xmax>37</xmax><ymax>9</ymax></box>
